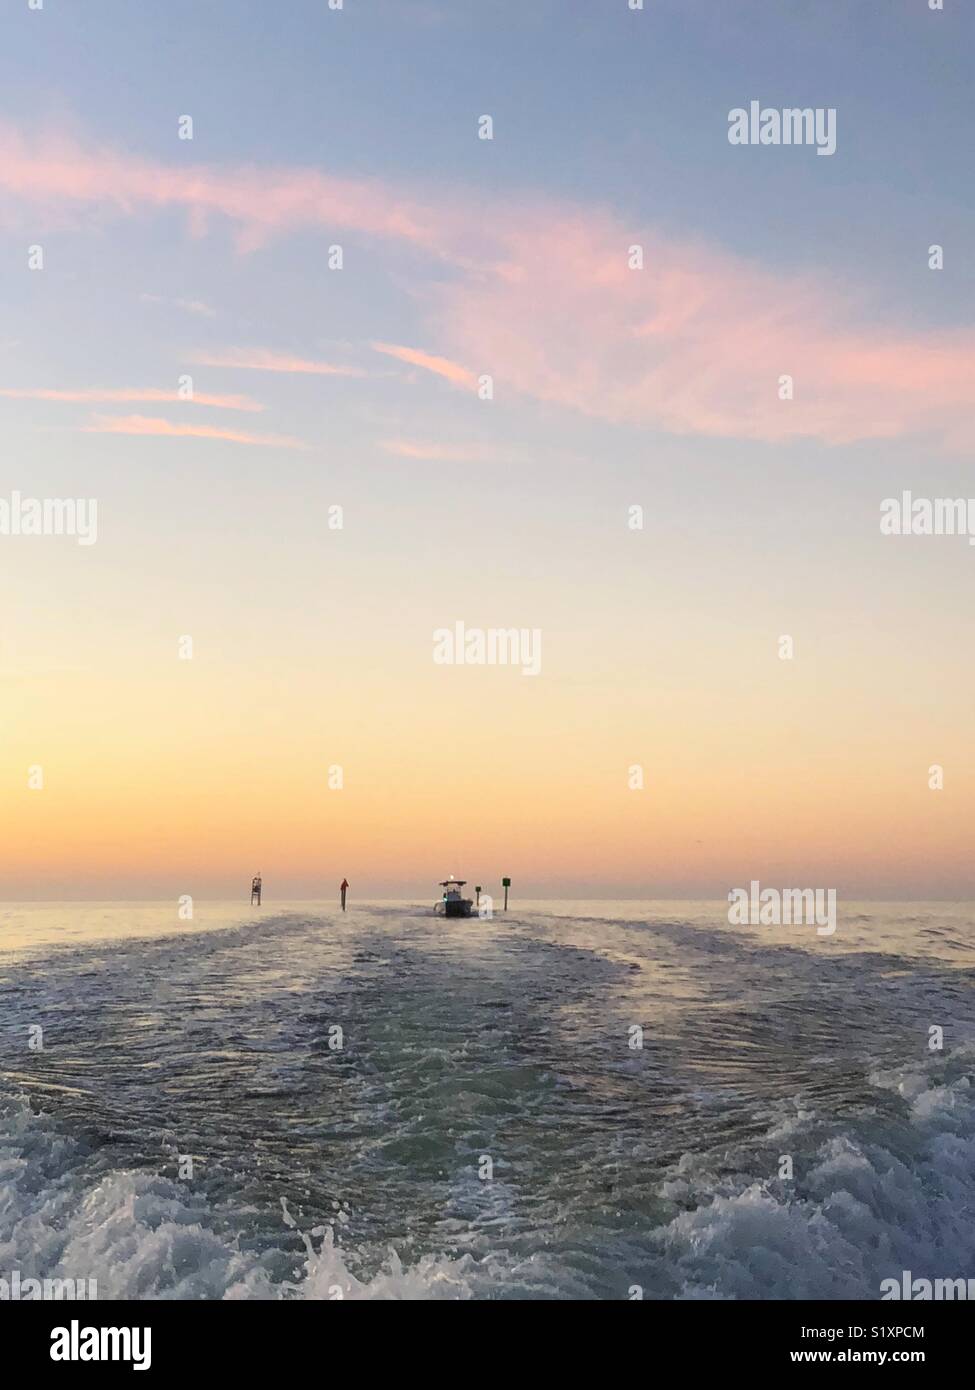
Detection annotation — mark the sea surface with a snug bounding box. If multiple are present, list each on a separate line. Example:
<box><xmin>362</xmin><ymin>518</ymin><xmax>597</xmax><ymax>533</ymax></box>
<box><xmin>1</xmin><ymin>900</ymin><xmax>973</xmax><ymax>1300</ymax></box>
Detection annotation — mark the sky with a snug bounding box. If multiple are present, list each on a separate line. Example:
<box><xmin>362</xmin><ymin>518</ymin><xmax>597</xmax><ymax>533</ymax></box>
<box><xmin>1</xmin><ymin>0</ymin><xmax>973</xmax><ymax>900</ymax></box>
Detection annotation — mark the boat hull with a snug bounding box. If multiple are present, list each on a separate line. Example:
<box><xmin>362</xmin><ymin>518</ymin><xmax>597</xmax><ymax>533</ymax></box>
<box><xmin>442</xmin><ymin>899</ymin><xmax>473</xmax><ymax>918</ymax></box>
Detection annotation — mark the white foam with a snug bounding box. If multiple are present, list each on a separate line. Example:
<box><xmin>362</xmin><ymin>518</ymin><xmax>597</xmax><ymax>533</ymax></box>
<box><xmin>0</xmin><ymin>1097</ymin><xmax>482</xmax><ymax>1300</ymax></box>
<box><xmin>650</xmin><ymin>1047</ymin><xmax>975</xmax><ymax>1299</ymax></box>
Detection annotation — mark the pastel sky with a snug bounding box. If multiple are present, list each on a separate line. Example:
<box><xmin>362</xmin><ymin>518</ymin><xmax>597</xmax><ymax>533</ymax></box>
<box><xmin>1</xmin><ymin>0</ymin><xmax>973</xmax><ymax>900</ymax></box>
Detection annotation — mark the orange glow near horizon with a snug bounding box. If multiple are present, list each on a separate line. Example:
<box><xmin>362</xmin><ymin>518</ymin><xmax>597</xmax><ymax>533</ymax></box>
<box><xmin>4</xmin><ymin>602</ymin><xmax>972</xmax><ymax>898</ymax></box>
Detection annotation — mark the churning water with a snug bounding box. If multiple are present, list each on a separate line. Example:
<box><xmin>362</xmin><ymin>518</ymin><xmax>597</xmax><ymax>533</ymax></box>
<box><xmin>1</xmin><ymin>901</ymin><xmax>973</xmax><ymax>1299</ymax></box>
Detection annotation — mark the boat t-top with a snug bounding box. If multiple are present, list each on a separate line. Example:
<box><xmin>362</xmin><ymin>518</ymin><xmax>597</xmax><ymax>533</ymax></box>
<box><xmin>435</xmin><ymin>877</ymin><xmax>474</xmax><ymax>918</ymax></box>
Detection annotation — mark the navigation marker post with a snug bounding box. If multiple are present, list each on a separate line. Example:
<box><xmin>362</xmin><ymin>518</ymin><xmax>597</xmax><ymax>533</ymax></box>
<box><xmin>502</xmin><ymin>877</ymin><xmax>511</xmax><ymax>911</ymax></box>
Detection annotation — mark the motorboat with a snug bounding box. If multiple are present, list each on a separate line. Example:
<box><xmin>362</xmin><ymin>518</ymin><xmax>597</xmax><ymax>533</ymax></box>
<box><xmin>435</xmin><ymin>877</ymin><xmax>474</xmax><ymax>918</ymax></box>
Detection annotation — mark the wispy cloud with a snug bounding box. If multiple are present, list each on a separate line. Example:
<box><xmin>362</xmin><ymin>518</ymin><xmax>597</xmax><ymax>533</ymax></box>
<box><xmin>3</xmin><ymin>121</ymin><xmax>973</xmax><ymax>450</ymax></box>
<box><xmin>1</xmin><ymin>386</ymin><xmax>263</xmax><ymax>412</ymax></box>
<box><xmin>0</xmin><ymin>121</ymin><xmax>453</xmax><ymax>255</ymax></box>
<box><xmin>378</xmin><ymin>438</ymin><xmax>506</xmax><ymax>462</ymax></box>
<box><xmin>432</xmin><ymin>220</ymin><xmax>975</xmax><ymax>450</ymax></box>
<box><xmin>371</xmin><ymin>342</ymin><xmax>476</xmax><ymax>390</ymax></box>
<box><xmin>191</xmin><ymin>348</ymin><xmax>365</xmax><ymax>377</ymax></box>
<box><xmin>83</xmin><ymin>414</ymin><xmax>306</xmax><ymax>449</ymax></box>
<box><xmin>140</xmin><ymin>293</ymin><xmax>217</xmax><ymax>318</ymax></box>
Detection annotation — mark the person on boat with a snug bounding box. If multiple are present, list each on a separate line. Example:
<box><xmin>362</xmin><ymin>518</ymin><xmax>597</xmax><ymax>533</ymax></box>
<box><xmin>251</xmin><ymin>874</ymin><xmax>262</xmax><ymax>906</ymax></box>
<box><xmin>340</xmin><ymin>878</ymin><xmax>349</xmax><ymax>911</ymax></box>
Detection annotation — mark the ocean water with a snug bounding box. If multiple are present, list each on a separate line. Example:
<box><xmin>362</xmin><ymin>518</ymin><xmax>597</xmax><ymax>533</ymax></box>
<box><xmin>1</xmin><ymin>900</ymin><xmax>973</xmax><ymax>1300</ymax></box>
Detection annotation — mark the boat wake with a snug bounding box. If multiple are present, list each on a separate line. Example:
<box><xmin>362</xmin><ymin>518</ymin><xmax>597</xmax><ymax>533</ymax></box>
<box><xmin>1</xmin><ymin>901</ymin><xmax>973</xmax><ymax>1299</ymax></box>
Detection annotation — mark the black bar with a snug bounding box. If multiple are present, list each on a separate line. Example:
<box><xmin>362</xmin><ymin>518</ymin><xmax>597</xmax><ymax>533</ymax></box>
<box><xmin>9</xmin><ymin>1300</ymin><xmax>967</xmax><ymax>1374</ymax></box>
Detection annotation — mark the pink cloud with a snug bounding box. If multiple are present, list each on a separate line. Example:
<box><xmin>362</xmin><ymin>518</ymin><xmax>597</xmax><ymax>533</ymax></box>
<box><xmin>370</xmin><ymin>342</ymin><xmax>476</xmax><ymax>390</ymax></box>
<box><xmin>83</xmin><ymin>414</ymin><xmax>306</xmax><ymax>449</ymax></box>
<box><xmin>191</xmin><ymin>348</ymin><xmax>366</xmax><ymax>377</ymax></box>
<box><xmin>432</xmin><ymin>220</ymin><xmax>975</xmax><ymax>449</ymax></box>
<box><xmin>378</xmin><ymin>438</ymin><xmax>500</xmax><ymax>462</ymax></box>
<box><xmin>2</xmin><ymin>121</ymin><xmax>973</xmax><ymax>450</ymax></box>
<box><xmin>0</xmin><ymin>387</ymin><xmax>262</xmax><ymax>411</ymax></box>
<box><xmin>0</xmin><ymin>122</ymin><xmax>457</xmax><ymax>255</ymax></box>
